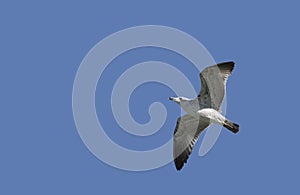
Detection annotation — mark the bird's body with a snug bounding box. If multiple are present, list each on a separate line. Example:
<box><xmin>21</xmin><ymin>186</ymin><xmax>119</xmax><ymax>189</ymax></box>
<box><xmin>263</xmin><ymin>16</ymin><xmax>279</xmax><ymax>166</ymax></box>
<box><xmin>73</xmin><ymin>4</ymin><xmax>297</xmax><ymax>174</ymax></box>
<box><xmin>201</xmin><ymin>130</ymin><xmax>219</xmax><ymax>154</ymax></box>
<box><xmin>169</xmin><ymin>61</ymin><xmax>239</xmax><ymax>171</ymax></box>
<box><xmin>197</xmin><ymin>108</ymin><xmax>225</xmax><ymax>125</ymax></box>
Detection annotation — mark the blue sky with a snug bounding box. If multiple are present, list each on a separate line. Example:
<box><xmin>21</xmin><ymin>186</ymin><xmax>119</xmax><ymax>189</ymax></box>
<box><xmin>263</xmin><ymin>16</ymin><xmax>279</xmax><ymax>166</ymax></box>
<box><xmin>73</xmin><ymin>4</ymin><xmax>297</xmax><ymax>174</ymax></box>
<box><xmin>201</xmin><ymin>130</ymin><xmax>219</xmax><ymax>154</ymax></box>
<box><xmin>1</xmin><ymin>0</ymin><xmax>300</xmax><ymax>194</ymax></box>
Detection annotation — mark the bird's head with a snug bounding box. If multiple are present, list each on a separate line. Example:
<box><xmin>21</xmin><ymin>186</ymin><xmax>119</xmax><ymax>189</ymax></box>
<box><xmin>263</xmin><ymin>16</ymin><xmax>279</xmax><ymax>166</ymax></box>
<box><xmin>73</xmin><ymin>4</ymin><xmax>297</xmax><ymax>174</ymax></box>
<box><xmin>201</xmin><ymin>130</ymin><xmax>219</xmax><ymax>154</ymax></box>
<box><xmin>169</xmin><ymin>96</ymin><xmax>190</xmax><ymax>104</ymax></box>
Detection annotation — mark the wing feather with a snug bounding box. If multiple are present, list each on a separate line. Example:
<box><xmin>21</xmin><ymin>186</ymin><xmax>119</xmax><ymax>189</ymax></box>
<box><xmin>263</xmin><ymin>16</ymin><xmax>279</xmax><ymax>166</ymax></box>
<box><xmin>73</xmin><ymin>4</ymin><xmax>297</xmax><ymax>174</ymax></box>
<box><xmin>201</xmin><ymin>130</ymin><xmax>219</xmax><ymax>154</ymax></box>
<box><xmin>198</xmin><ymin>61</ymin><xmax>235</xmax><ymax>110</ymax></box>
<box><xmin>173</xmin><ymin>115</ymin><xmax>210</xmax><ymax>170</ymax></box>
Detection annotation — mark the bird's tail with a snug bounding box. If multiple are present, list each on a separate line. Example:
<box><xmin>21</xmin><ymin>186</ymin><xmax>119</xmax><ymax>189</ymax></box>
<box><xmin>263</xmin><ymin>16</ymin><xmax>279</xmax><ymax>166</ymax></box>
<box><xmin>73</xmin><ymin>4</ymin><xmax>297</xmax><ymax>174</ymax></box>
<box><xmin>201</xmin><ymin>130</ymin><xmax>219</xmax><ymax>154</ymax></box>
<box><xmin>223</xmin><ymin>120</ymin><xmax>239</xmax><ymax>134</ymax></box>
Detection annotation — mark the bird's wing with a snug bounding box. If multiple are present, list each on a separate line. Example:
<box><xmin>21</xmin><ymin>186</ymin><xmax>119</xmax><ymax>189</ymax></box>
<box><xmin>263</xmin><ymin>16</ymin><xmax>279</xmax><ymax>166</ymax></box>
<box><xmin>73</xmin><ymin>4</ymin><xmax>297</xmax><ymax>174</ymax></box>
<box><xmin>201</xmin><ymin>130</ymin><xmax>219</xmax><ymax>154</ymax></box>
<box><xmin>198</xmin><ymin>61</ymin><xmax>235</xmax><ymax>110</ymax></box>
<box><xmin>173</xmin><ymin>114</ymin><xmax>210</xmax><ymax>170</ymax></box>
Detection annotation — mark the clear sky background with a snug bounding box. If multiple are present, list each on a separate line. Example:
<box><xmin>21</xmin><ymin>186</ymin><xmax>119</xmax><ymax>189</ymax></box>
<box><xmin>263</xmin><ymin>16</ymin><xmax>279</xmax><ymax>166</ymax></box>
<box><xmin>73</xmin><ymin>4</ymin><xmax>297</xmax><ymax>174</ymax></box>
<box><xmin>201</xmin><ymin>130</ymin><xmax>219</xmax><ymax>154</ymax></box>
<box><xmin>1</xmin><ymin>0</ymin><xmax>300</xmax><ymax>194</ymax></box>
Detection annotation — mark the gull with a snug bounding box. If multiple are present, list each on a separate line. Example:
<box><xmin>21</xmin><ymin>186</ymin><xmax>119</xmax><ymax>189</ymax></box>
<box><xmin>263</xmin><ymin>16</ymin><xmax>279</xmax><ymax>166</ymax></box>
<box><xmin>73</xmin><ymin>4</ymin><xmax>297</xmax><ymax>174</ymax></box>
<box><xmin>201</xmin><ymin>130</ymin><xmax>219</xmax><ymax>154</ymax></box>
<box><xmin>169</xmin><ymin>61</ymin><xmax>239</xmax><ymax>171</ymax></box>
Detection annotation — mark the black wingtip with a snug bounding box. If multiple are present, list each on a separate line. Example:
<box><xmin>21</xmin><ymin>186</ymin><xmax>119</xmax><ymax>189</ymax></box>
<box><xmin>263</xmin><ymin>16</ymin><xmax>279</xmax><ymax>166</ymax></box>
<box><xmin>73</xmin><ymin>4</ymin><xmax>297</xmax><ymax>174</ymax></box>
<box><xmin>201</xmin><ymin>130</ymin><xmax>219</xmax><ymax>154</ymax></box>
<box><xmin>219</xmin><ymin>61</ymin><xmax>235</xmax><ymax>65</ymax></box>
<box><xmin>217</xmin><ymin>61</ymin><xmax>235</xmax><ymax>68</ymax></box>
<box><xmin>174</xmin><ymin>158</ymin><xmax>184</xmax><ymax>171</ymax></box>
<box><xmin>175</xmin><ymin>165</ymin><xmax>182</xmax><ymax>171</ymax></box>
<box><xmin>174</xmin><ymin>149</ymin><xmax>190</xmax><ymax>171</ymax></box>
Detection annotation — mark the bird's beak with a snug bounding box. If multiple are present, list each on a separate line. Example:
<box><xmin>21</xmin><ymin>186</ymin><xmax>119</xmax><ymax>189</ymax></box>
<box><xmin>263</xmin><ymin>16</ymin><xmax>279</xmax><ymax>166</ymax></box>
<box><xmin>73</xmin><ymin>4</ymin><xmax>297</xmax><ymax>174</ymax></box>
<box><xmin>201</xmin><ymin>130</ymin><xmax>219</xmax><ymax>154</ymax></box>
<box><xmin>169</xmin><ymin>97</ymin><xmax>180</xmax><ymax>103</ymax></box>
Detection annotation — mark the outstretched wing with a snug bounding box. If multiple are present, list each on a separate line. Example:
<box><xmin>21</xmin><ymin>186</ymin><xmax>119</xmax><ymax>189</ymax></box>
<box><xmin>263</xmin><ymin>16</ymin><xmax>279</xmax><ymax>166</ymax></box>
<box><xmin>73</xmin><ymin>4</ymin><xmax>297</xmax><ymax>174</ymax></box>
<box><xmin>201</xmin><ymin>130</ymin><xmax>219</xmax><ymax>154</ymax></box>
<box><xmin>198</xmin><ymin>61</ymin><xmax>235</xmax><ymax>111</ymax></box>
<box><xmin>173</xmin><ymin>115</ymin><xmax>210</xmax><ymax>171</ymax></box>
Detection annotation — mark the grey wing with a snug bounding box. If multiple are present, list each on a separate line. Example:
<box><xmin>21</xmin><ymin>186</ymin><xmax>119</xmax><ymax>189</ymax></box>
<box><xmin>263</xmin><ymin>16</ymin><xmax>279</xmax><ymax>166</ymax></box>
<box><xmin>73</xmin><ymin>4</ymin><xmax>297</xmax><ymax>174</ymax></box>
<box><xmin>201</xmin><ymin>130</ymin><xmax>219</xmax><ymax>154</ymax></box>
<box><xmin>198</xmin><ymin>61</ymin><xmax>235</xmax><ymax>111</ymax></box>
<box><xmin>173</xmin><ymin>115</ymin><xmax>210</xmax><ymax>171</ymax></box>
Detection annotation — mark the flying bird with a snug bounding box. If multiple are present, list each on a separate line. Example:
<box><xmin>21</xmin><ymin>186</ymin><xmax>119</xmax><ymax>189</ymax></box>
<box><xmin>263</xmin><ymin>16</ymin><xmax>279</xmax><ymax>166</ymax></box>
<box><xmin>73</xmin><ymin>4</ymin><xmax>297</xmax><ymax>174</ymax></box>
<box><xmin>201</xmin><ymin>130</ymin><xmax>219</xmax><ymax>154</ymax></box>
<box><xmin>169</xmin><ymin>61</ymin><xmax>239</xmax><ymax>171</ymax></box>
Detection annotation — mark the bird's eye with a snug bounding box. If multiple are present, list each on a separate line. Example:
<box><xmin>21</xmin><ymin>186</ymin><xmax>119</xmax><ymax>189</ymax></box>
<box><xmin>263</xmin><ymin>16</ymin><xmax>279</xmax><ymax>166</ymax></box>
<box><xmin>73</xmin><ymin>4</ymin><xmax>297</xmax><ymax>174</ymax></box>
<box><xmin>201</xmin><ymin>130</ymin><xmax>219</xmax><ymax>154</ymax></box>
<box><xmin>179</xmin><ymin>97</ymin><xmax>182</xmax><ymax>100</ymax></box>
